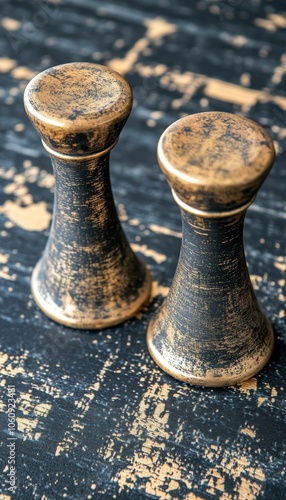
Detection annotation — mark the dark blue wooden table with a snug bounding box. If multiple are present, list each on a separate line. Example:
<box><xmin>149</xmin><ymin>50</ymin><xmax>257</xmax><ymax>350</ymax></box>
<box><xmin>0</xmin><ymin>1</ymin><xmax>285</xmax><ymax>498</ymax></box>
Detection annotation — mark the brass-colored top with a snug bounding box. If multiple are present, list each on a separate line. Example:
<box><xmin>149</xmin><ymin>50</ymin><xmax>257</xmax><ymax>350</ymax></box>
<box><xmin>24</xmin><ymin>62</ymin><xmax>132</xmax><ymax>155</ymax></box>
<box><xmin>158</xmin><ymin>112</ymin><xmax>275</xmax><ymax>212</ymax></box>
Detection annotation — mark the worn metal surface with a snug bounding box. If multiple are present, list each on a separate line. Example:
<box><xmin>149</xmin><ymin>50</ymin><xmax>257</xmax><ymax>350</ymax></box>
<box><xmin>147</xmin><ymin>112</ymin><xmax>275</xmax><ymax>386</ymax></box>
<box><xmin>0</xmin><ymin>0</ymin><xmax>285</xmax><ymax>498</ymax></box>
<box><xmin>24</xmin><ymin>62</ymin><xmax>151</xmax><ymax>329</ymax></box>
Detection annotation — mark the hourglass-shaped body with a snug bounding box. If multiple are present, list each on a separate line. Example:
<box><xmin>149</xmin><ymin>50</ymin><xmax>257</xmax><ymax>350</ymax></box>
<box><xmin>147</xmin><ymin>112</ymin><xmax>275</xmax><ymax>386</ymax></box>
<box><xmin>24</xmin><ymin>62</ymin><xmax>151</xmax><ymax>329</ymax></box>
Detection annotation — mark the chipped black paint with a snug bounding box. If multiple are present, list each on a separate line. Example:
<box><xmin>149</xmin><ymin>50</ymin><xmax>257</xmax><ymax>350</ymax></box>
<box><xmin>24</xmin><ymin>63</ymin><xmax>151</xmax><ymax>329</ymax></box>
<box><xmin>148</xmin><ymin>210</ymin><xmax>273</xmax><ymax>385</ymax></box>
<box><xmin>0</xmin><ymin>0</ymin><xmax>286</xmax><ymax>498</ymax></box>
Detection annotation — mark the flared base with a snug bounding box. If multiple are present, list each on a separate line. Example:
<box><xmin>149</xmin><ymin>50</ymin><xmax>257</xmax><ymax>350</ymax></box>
<box><xmin>32</xmin><ymin>259</ymin><xmax>152</xmax><ymax>329</ymax></box>
<box><xmin>147</xmin><ymin>316</ymin><xmax>274</xmax><ymax>387</ymax></box>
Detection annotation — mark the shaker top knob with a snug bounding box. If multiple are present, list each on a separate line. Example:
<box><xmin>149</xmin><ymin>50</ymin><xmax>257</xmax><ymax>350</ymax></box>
<box><xmin>157</xmin><ymin>111</ymin><xmax>275</xmax><ymax>213</ymax></box>
<box><xmin>24</xmin><ymin>62</ymin><xmax>132</xmax><ymax>156</ymax></box>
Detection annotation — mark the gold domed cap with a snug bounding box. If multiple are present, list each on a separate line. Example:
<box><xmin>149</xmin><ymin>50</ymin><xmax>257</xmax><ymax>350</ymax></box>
<box><xmin>158</xmin><ymin>112</ymin><xmax>275</xmax><ymax>213</ymax></box>
<box><xmin>24</xmin><ymin>62</ymin><xmax>132</xmax><ymax>156</ymax></box>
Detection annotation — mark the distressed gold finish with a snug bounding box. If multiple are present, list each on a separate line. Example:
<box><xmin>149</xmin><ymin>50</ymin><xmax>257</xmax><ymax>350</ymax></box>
<box><xmin>147</xmin><ymin>112</ymin><xmax>275</xmax><ymax>387</ymax></box>
<box><xmin>24</xmin><ymin>62</ymin><xmax>151</xmax><ymax>329</ymax></box>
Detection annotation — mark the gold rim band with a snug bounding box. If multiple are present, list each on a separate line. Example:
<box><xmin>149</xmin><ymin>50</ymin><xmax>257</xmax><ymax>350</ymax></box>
<box><xmin>42</xmin><ymin>138</ymin><xmax>118</xmax><ymax>161</ymax></box>
<box><xmin>172</xmin><ymin>189</ymin><xmax>256</xmax><ymax>219</ymax></box>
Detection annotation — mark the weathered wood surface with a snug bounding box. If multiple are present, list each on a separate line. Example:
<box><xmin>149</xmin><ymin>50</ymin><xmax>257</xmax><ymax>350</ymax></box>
<box><xmin>0</xmin><ymin>0</ymin><xmax>285</xmax><ymax>498</ymax></box>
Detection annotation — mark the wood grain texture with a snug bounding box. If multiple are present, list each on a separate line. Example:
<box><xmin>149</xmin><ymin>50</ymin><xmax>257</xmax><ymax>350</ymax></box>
<box><xmin>0</xmin><ymin>0</ymin><xmax>286</xmax><ymax>498</ymax></box>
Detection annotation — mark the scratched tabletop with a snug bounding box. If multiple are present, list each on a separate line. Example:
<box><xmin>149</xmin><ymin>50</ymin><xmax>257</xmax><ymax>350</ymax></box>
<box><xmin>0</xmin><ymin>0</ymin><xmax>286</xmax><ymax>499</ymax></box>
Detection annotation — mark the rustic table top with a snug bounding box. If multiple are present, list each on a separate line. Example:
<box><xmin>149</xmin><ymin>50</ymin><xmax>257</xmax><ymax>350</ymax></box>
<box><xmin>0</xmin><ymin>1</ymin><xmax>285</xmax><ymax>499</ymax></box>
